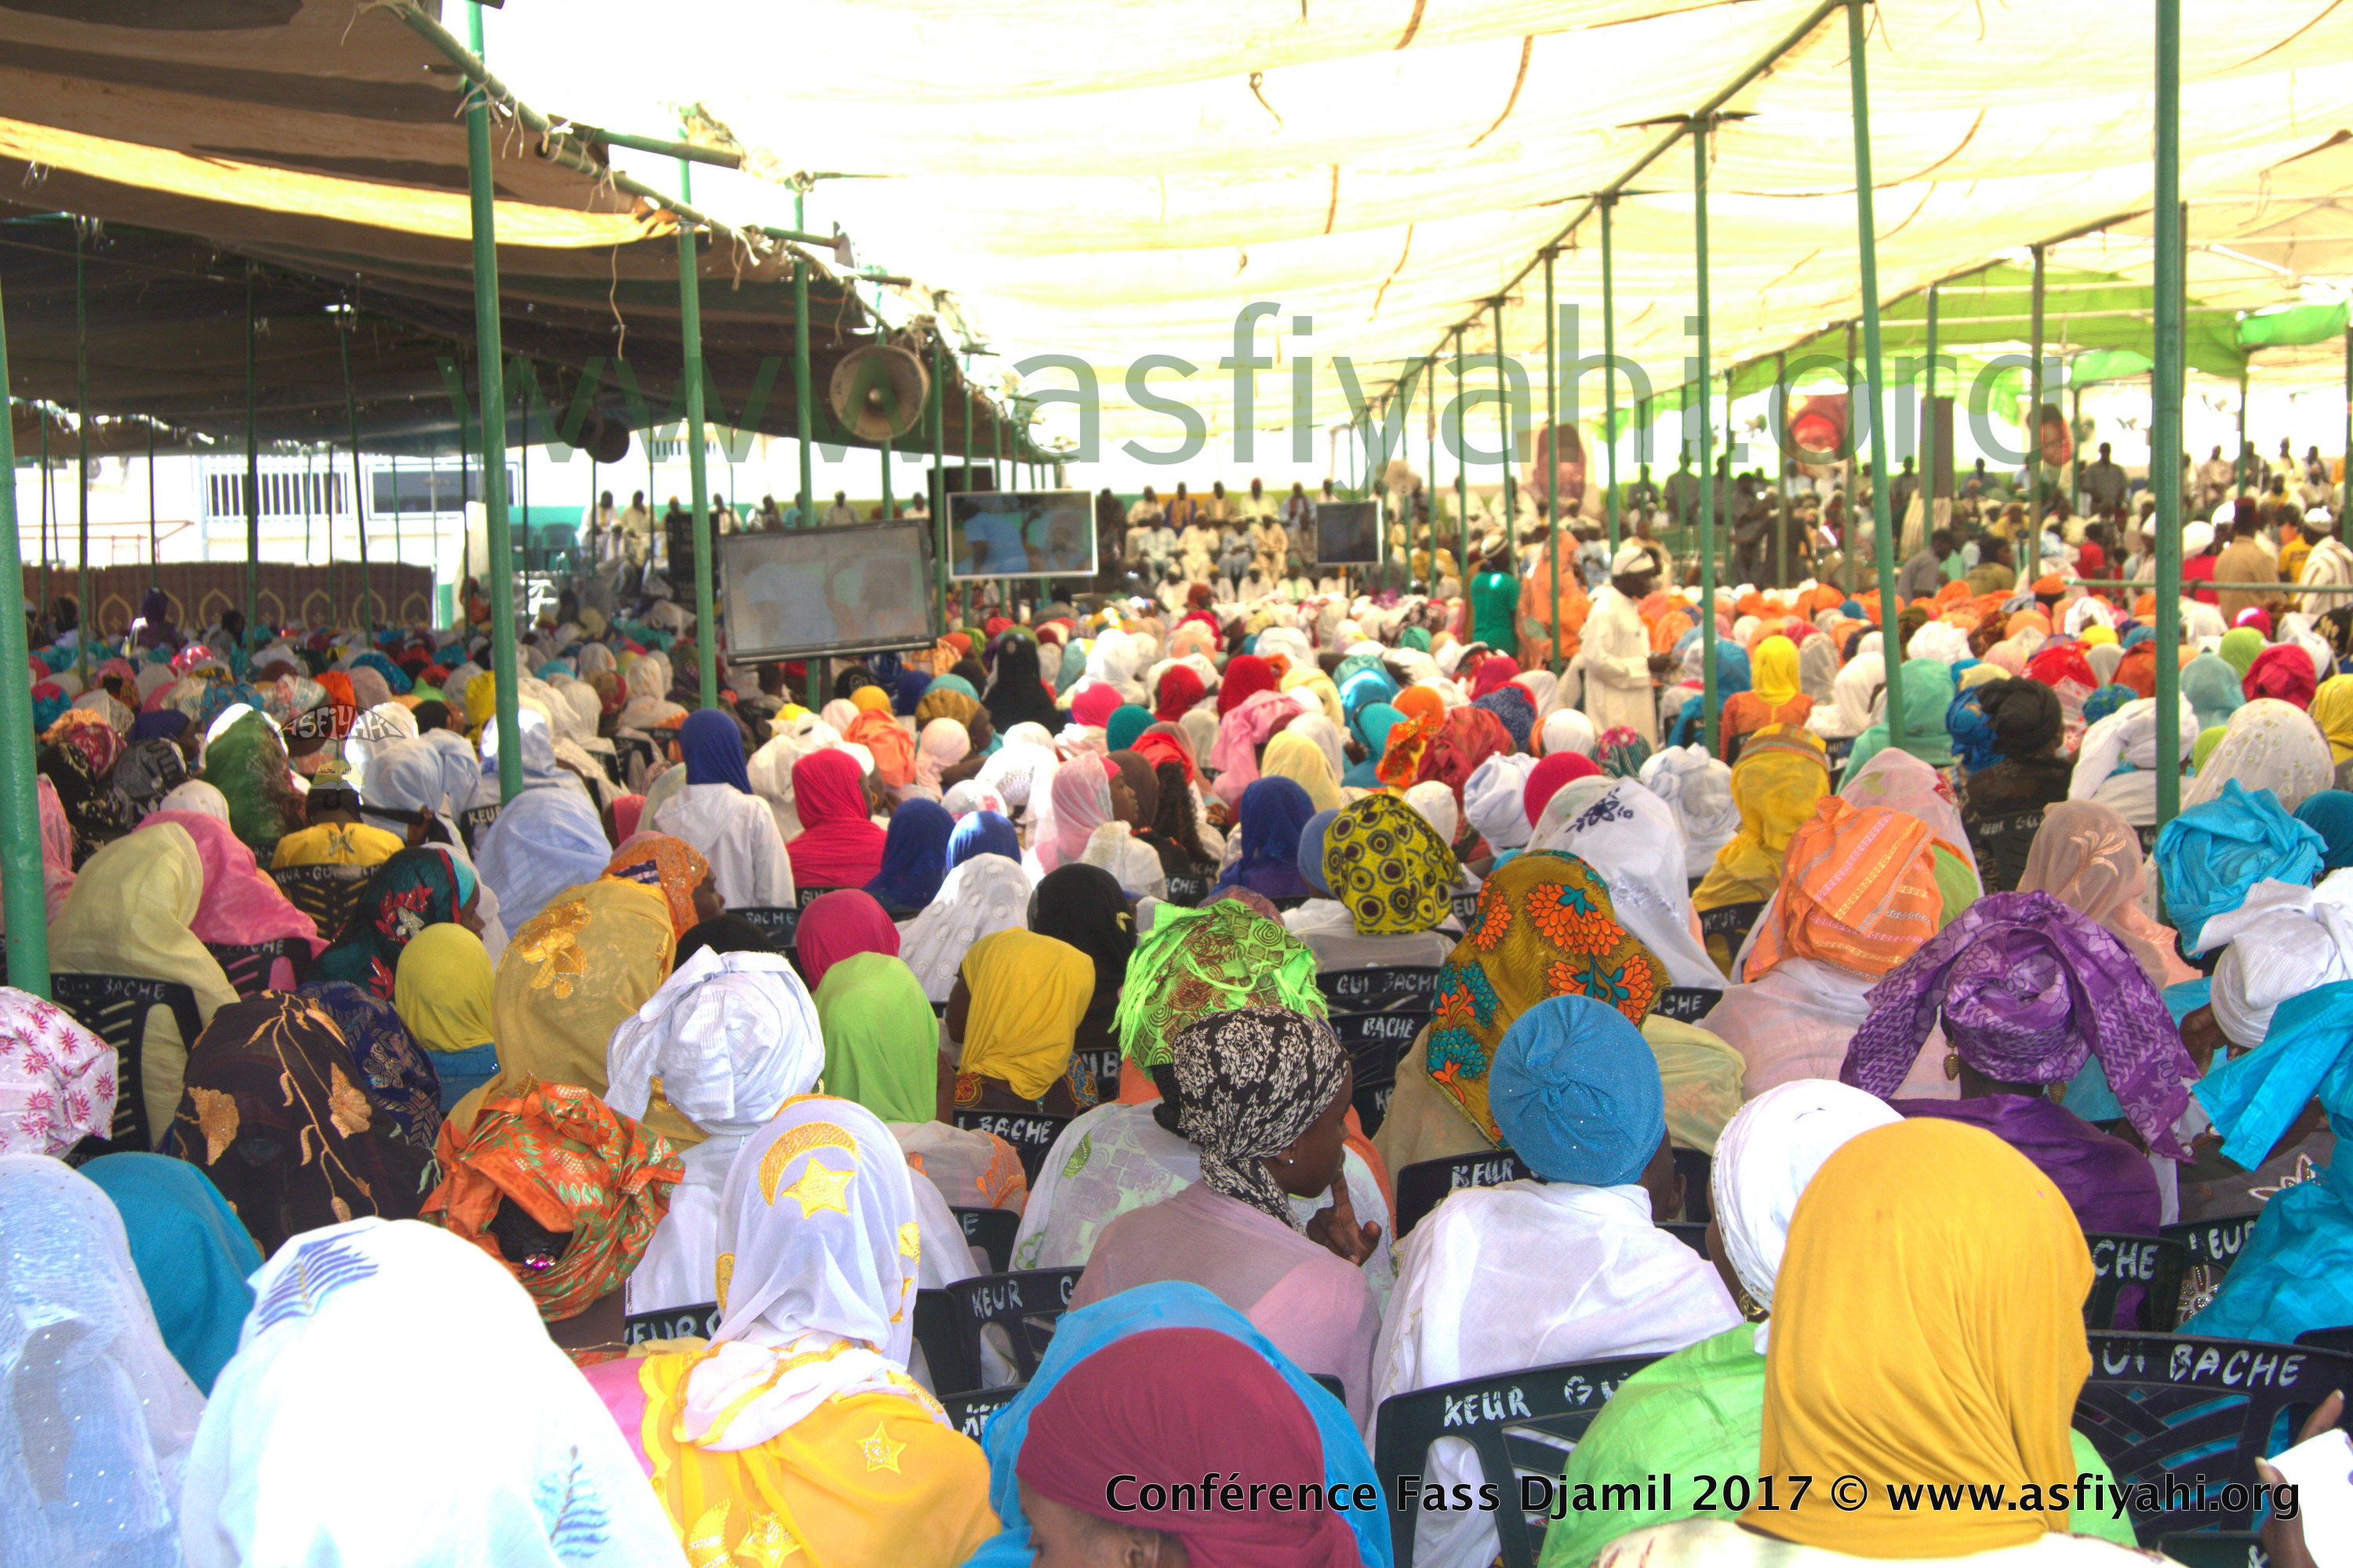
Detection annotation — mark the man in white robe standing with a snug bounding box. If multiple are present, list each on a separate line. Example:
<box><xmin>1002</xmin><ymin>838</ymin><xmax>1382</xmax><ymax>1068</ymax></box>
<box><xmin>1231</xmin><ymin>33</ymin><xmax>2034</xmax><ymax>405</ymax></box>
<box><xmin>1577</xmin><ymin>542</ymin><xmax>1673</xmax><ymax>744</ymax></box>
<box><xmin>2297</xmin><ymin>507</ymin><xmax>2353</xmax><ymax>616</ymax></box>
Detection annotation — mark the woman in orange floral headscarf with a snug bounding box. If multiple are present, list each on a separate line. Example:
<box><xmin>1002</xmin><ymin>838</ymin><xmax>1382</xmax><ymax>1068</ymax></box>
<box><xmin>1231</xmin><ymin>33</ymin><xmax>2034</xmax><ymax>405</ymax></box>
<box><xmin>1373</xmin><ymin>851</ymin><xmax>1666</xmax><ymax>1171</ymax></box>
<box><xmin>602</xmin><ymin>832</ymin><xmax>717</xmax><ymax>937</ymax></box>
<box><xmin>423</xmin><ymin>1075</ymin><xmax>682</xmax><ymax>1342</ymax></box>
<box><xmin>1518</xmin><ymin>551</ymin><xmax>1590</xmax><ymax>670</ymax></box>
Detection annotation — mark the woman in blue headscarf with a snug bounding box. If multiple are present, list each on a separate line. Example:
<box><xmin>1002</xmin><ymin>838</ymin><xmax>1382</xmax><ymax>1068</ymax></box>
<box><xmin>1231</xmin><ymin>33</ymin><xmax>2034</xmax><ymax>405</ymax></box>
<box><xmin>1214</xmin><ymin>776</ymin><xmax>1319</xmax><ymax>901</ymax></box>
<box><xmin>1344</xmin><ymin>703</ymin><xmax>1402</xmax><ymax>790</ymax></box>
<box><xmin>949</xmin><ymin>807</ymin><xmax>1022</xmax><ymax>868</ymax></box>
<box><xmin>79</xmin><ymin>1152</ymin><xmax>261</xmax><ymax>1395</ymax></box>
<box><xmin>955</xmin><ymin>1281</ymin><xmax>1391</xmax><ymax>1568</ymax></box>
<box><xmin>652</xmin><ymin>706</ymin><xmax>794</xmax><ymax>909</ymax></box>
<box><xmin>2295</xmin><ymin>788</ymin><xmax>2353</xmax><ymax>871</ymax></box>
<box><xmin>1838</xmin><ymin>657</ymin><xmax>1956</xmax><ymax>785</ymax></box>
<box><xmin>2154</xmin><ymin>779</ymin><xmax>2326</xmax><ymax>955</ymax></box>
<box><xmin>865</xmin><ymin>798</ymin><xmax>955</xmax><ymax>916</ymax></box>
<box><xmin>2181</xmin><ymin>649</ymin><xmax>2247</xmax><ymax>734</ymax></box>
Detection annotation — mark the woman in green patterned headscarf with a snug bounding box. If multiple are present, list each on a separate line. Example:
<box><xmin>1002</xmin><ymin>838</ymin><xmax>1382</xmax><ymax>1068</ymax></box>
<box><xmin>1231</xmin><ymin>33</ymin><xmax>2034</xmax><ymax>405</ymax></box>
<box><xmin>198</xmin><ymin>710</ymin><xmax>302</xmax><ymax>857</ymax></box>
<box><xmin>1113</xmin><ymin>900</ymin><xmax>1326</xmax><ymax>1085</ymax></box>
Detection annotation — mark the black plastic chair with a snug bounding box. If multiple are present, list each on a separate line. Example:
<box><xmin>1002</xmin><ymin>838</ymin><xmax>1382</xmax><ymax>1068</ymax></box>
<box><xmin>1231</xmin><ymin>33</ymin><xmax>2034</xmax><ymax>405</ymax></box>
<box><xmin>2149</xmin><ymin>1533</ymin><xmax>2264</xmax><ymax>1568</ymax></box>
<box><xmin>1669</xmin><ymin>1148</ymin><xmax>1713</xmax><ymax>1225</ymax></box>
<box><xmin>1316</xmin><ymin>966</ymin><xmax>1444</xmax><ymax>1014</ymax></box>
<box><xmin>2293</xmin><ymin>1325</ymin><xmax>2353</xmax><ymax>1357</ymax></box>
<box><xmin>911</xmin><ymin>1268</ymin><xmax>1085</xmax><ymax>1395</ymax></box>
<box><xmin>51</xmin><ymin>973</ymin><xmax>205</xmax><ymax>1155</ymax></box>
<box><xmin>268</xmin><ymin>863</ymin><xmax>374</xmax><ymax>943</ymax></box>
<box><xmin>1311</xmin><ymin>1373</ymin><xmax>1347</xmax><ymax>1403</ymax></box>
<box><xmin>613</xmin><ymin>733</ymin><xmax>658</xmax><ymax>791</ymax></box>
<box><xmin>1696</xmin><ymin>899</ymin><xmax>1766</xmax><ymax>948</ymax></box>
<box><xmin>1650</xmin><ymin>985</ymin><xmax>1722</xmax><ymax>1024</ymax></box>
<box><xmin>621</xmin><ymin>1301</ymin><xmax>722</xmax><ymax>1347</ymax></box>
<box><xmin>951</xmin><ymin>1206</ymin><xmax>1021</xmax><ymax>1273</ymax></box>
<box><xmin>2083</xmin><ymin>1232</ymin><xmax>2188</xmax><ymax>1333</ymax></box>
<box><xmin>2071</xmin><ymin>1330</ymin><xmax>2353</xmax><ymax>1536</ymax></box>
<box><xmin>1395</xmin><ymin>1150</ymin><xmax>1532</xmax><ymax>1237</ymax></box>
<box><xmin>2163</xmin><ymin>1214</ymin><xmax>2264</xmax><ymax>1324</ymax></box>
<box><xmin>1449</xmin><ymin>889</ymin><xmax>1482</xmax><ymax>926</ymax></box>
<box><xmin>1373</xmin><ymin>1353</ymin><xmax>1664</xmax><ymax>1568</ymax></box>
<box><xmin>204</xmin><ymin>938</ymin><xmax>312</xmax><ymax>999</ymax></box>
<box><xmin>952</xmin><ymin>1111</ymin><xmax>1071</xmax><ymax>1184</ymax></box>
<box><xmin>1071</xmin><ymin>1046</ymin><xmax>1122</xmax><ymax>1105</ymax></box>
<box><xmin>939</xmin><ymin>1384</ymin><xmax>1024</xmax><ymax>1441</ymax></box>
<box><xmin>457</xmin><ymin>802</ymin><xmax>501</xmax><ymax>853</ymax></box>
<box><xmin>1162</xmin><ymin>871</ymin><xmax>1210</xmax><ymax>908</ymax></box>
<box><xmin>1329</xmin><ymin>1009</ymin><xmax>1430</xmax><ymax>1139</ymax></box>
<box><xmin>732</xmin><ymin>905</ymin><xmax>799</xmax><ymax>947</ymax></box>
<box><xmin>796</xmin><ymin>884</ymin><xmax>845</xmax><ymax>910</ymax></box>
<box><xmin>1971</xmin><ymin>808</ymin><xmax>2047</xmax><ymax>895</ymax></box>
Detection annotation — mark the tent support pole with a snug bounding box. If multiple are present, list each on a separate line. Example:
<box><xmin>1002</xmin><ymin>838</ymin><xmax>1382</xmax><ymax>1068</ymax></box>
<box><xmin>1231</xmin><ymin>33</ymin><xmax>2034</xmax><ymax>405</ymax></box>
<box><xmin>1602</xmin><ymin>195</ymin><xmax>1620</xmax><ymax>555</ymax></box>
<box><xmin>1426</xmin><ymin>357</ymin><xmax>1438</xmax><ymax>573</ymax></box>
<box><xmin>339</xmin><ymin>321</ymin><xmax>369</xmax><ymax>632</ymax></box>
<box><xmin>794</xmin><ymin>258</ymin><xmax>814</xmax><ymax>536</ymax></box>
<box><xmin>244</xmin><ymin>271</ymin><xmax>260</xmax><ymax>646</ymax></box>
<box><xmin>676</xmin><ymin>158</ymin><xmax>717</xmax><ymax>711</ymax></box>
<box><xmin>74</xmin><ymin>223</ymin><xmax>89</xmax><ymax>682</ymax></box>
<box><xmin>2342</xmin><ymin>322</ymin><xmax>2351</xmax><ymax>516</ymax></box>
<box><xmin>932</xmin><ymin>337</ymin><xmax>947</xmax><ymax>628</ymax></box>
<box><xmin>2236</xmin><ymin>369</ymin><xmax>2249</xmax><ymax>493</ymax></box>
<box><xmin>1924</xmin><ymin>284</ymin><xmax>1939</xmax><ymax>525</ymax></box>
<box><xmin>2153</xmin><ymin>0</ymin><xmax>2184</xmax><ymax>828</ymax></box>
<box><xmin>38</xmin><ymin>420</ymin><xmax>48</xmax><ymax>635</ymax></box>
<box><xmin>467</xmin><ymin>1</ymin><xmax>521</xmax><ymax>801</ymax></box>
<box><xmin>1694</xmin><ymin>115</ymin><xmax>1718</xmax><ymax>755</ymax></box>
<box><xmin>1493</xmin><ymin>297</ymin><xmax>1515</xmax><ymax>548</ymax></box>
<box><xmin>147</xmin><ymin>421</ymin><xmax>157</xmax><ymax>589</ymax></box>
<box><xmin>2030</xmin><ymin>242</ymin><xmax>2046</xmax><ymax>522</ymax></box>
<box><xmin>1776</xmin><ymin>352</ymin><xmax>1791</xmax><ymax>587</ymax></box>
<box><xmin>1545</xmin><ymin>249</ymin><xmax>1562</xmax><ymax>672</ymax></box>
<box><xmin>1849</xmin><ymin>0</ymin><xmax>1902</xmax><ymax>744</ymax></box>
<box><xmin>0</xmin><ymin>278</ymin><xmax>52</xmax><ymax>997</ymax></box>
<box><xmin>1453</xmin><ymin>327</ymin><xmax>1468</xmax><ymax>580</ymax></box>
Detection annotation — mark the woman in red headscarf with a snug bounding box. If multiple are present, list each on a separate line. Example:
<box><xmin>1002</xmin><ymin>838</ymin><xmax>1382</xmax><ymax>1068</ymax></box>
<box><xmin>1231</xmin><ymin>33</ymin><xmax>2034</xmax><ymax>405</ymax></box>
<box><xmin>1218</xmin><ymin>653</ymin><xmax>1279</xmax><ymax>717</ymax></box>
<box><xmin>2245</xmin><ymin>643</ymin><xmax>2318</xmax><ymax>708</ymax></box>
<box><xmin>1154</xmin><ymin>662</ymin><xmax>1206</xmax><ymax>722</ymax></box>
<box><xmin>785</xmin><ymin>748</ymin><xmax>886</xmax><ymax>890</ymax></box>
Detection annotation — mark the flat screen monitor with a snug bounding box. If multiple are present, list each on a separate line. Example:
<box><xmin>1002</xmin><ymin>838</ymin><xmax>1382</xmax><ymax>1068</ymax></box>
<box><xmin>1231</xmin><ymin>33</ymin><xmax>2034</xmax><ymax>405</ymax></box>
<box><xmin>947</xmin><ymin>490</ymin><xmax>1097</xmax><ymax>580</ymax></box>
<box><xmin>718</xmin><ymin>522</ymin><xmax>939</xmax><ymax>661</ymax></box>
<box><xmin>1313</xmin><ymin>500</ymin><xmax>1383</xmax><ymax>566</ymax></box>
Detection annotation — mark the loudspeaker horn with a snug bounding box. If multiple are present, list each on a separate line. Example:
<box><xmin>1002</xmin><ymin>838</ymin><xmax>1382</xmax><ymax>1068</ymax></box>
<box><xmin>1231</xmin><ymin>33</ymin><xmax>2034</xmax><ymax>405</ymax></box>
<box><xmin>828</xmin><ymin>343</ymin><xmax>930</xmax><ymax>443</ymax></box>
<box><xmin>565</xmin><ymin>406</ymin><xmax>632</xmax><ymax>465</ymax></box>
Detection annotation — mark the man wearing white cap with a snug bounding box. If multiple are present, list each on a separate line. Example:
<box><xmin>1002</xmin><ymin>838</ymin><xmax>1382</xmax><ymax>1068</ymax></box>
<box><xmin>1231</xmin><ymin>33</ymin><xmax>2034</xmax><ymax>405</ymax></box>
<box><xmin>2297</xmin><ymin>506</ymin><xmax>2353</xmax><ymax>615</ymax></box>
<box><xmin>1576</xmin><ymin>542</ymin><xmax>1673</xmax><ymax>744</ymax></box>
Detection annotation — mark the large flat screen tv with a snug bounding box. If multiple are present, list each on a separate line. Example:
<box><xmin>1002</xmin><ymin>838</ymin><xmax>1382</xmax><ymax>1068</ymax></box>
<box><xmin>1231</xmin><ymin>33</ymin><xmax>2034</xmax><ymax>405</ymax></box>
<box><xmin>1313</xmin><ymin>499</ymin><xmax>1383</xmax><ymax>566</ymax></box>
<box><xmin>718</xmin><ymin>522</ymin><xmax>938</xmax><ymax>660</ymax></box>
<box><xmin>947</xmin><ymin>490</ymin><xmax>1097</xmax><ymax>580</ymax></box>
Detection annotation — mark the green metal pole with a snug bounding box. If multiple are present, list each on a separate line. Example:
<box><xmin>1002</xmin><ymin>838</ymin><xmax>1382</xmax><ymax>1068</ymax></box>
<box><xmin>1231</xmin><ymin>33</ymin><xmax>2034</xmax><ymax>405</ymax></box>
<box><xmin>675</xmin><ymin>158</ymin><xmax>717</xmax><ymax>710</ymax></box>
<box><xmin>1602</xmin><ymin>195</ymin><xmax>1621</xmax><ymax>555</ymax></box>
<box><xmin>1544</xmin><ymin>249</ymin><xmax>1562</xmax><ymax>671</ymax></box>
<box><xmin>2342</xmin><ymin>324</ymin><xmax>2351</xmax><ymax>516</ymax></box>
<box><xmin>1844</xmin><ymin>320</ymin><xmax>1858</xmax><ymax>596</ymax></box>
<box><xmin>146</xmin><ymin>422</ymin><xmax>157</xmax><ymax>590</ymax></box>
<box><xmin>2236</xmin><ymin>370</ymin><xmax>2249</xmax><ymax>497</ymax></box>
<box><xmin>74</xmin><ymin>224</ymin><xmax>89</xmax><ymax>684</ymax></box>
<box><xmin>339</xmin><ymin>322</ymin><xmax>369</xmax><ymax>632</ymax></box>
<box><xmin>244</xmin><ymin>271</ymin><xmax>260</xmax><ymax>646</ymax></box>
<box><xmin>1924</xmin><ymin>283</ymin><xmax>1939</xmax><ymax>529</ymax></box>
<box><xmin>466</xmin><ymin>2</ymin><xmax>521</xmax><ymax>800</ymax></box>
<box><xmin>932</xmin><ymin>335</ymin><xmax>948</xmax><ymax>628</ymax></box>
<box><xmin>1694</xmin><ymin>116</ymin><xmax>1718</xmax><ymax>755</ymax></box>
<box><xmin>1493</xmin><ymin>297</ymin><xmax>1515</xmax><ymax>548</ymax></box>
<box><xmin>1775</xmin><ymin>352</ymin><xmax>1791</xmax><ymax>587</ymax></box>
<box><xmin>794</xmin><ymin>259</ymin><xmax>814</xmax><ymax>532</ymax></box>
<box><xmin>38</xmin><ymin>419</ymin><xmax>48</xmax><ymax>638</ymax></box>
<box><xmin>0</xmin><ymin>280</ymin><xmax>53</xmax><ymax>996</ymax></box>
<box><xmin>1453</xmin><ymin>327</ymin><xmax>1469</xmax><ymax>581</ymax></box>
<box><xmin>2153</xmin><ymin>0</ymin><xmax>2184</xmax><ymax>828</ymax></box>
<box><xmin>2030</xmin><ymin>242</ymin><xmax>2046</xmax><ymax>523</ymax></box>
<box><xmin>1850</xmin><ymin>0</ymin><xmax>1903</xmax><ymax>743</ymax></box>
<box><xmin>1426</xmin><ymin>357</ymin><xmax>1438</xmax><ymax>577</ymax></box>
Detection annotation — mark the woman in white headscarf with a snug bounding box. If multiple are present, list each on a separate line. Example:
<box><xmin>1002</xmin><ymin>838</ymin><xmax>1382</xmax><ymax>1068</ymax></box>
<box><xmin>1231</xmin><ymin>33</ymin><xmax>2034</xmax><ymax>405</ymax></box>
<box><xmin>2</xmin><ymin>1155</ymin><xmax>205</xmax><ymax>1567</ymax></box>
<box><xmin>605</xmin><ymin>950</ymin><xmax>830</xmax><ymax>1315</ymax></box>
<box><xmin>580</xmin><ymin>1100</ymin><xmax>998</xmax><ymax>1568</ymax></box>
<box><xmin>897</xmin><ymin>854</ymin><xmax>1035</xmax><ymax>1002</ymax></box>
<box><xmin>746</xmin><ymin>711</ymin><xmax>842</xmax><ymax>841</ymax></box>
<box><xmin>1540</xmin><ymin>707</ymin><xmax>1598</xmax><ymax>758</ymax></box>
<box><xmin>2180</xmin><ymin>697</ymin><xmax>2336</xmax><ymax>813</ymax></box>
<box><xmin>1549</xmin><ymin>779</ymin><xmax>1725</xmax><ymax>995</ymax></box>
<box><xmin>361</xmin><ymin>737</ymin><xmax>509</xmax><ymax>962</ymax></box>
<box><xmin>1463</xmin><ymin>754</ymin><xmax>1537</xmax><ymax>857</ymax></box>
<box><xmin>1807</xmin><ymin>655</ymin><xmax>1881</xmax><ymax>742</ymax></box>
<box><xmin>1795</xmin><ymin>634</ymin><xmax>1839</xmax><ymax>709</ymax></box>
<box><xmin>181</xmin><ymin>1216</ymin><xmax>685</xmax><ymax>1568</ymax></box>
<box><xmin>1081</xmin><ymin>626</ymin><xmax>1146</xmax><ymax>704</ymax></box>
<box><xmin>2068</xmin><ymin>697</ymin><xmax>2197</xmax><ymax>827</ymax></box>
<box><xmin>1641</xmin><ymin>746</ymin><xmax>1740</xmax><ymax>879</ymax></box>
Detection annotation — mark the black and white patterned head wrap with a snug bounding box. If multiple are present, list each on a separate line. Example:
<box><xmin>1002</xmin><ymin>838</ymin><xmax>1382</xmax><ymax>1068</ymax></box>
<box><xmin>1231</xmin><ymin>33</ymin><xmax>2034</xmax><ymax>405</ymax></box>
<box><xmin>1169</xmin><ymin>1006</ymin><xmax>1351</xmax><ymax>1228</ymax></box>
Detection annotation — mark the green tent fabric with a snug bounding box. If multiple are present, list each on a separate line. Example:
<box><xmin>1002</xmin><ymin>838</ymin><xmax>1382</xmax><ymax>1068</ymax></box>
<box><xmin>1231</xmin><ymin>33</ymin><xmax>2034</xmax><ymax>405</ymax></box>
<box><xmin>2236</xmin><ymin>301</ymin><xmax>2351</xmax><ymax>350</ymax></box>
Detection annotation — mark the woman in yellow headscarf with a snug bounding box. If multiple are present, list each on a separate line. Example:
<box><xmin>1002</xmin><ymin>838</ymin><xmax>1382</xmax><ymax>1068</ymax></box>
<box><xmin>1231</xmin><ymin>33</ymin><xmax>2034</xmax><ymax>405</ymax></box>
<box><xmin>944</xmin><ymin>928</ymin><xmax>1094</xmax><ymax>1118</ymax></box>
<box><xmin>2309</xmin><ymin>673</ymin><xmax>2353</xmax><ymax>788</ymax></box>
<box><xmin>394</xmin><ymin>920</ymin><xmax>501</xmax><ymax>1109</ymax></box>
<box><xmin>48</xmin><ymin>822</ymin><xmax>241</xmax><ymax>1141</ymax></box>
<box><xmin>1591</xmin><ymin>1117</ymin><xmax>2100</xmax><ymax>1566</ymax></box>
<box><xmin>1260</xmin><ymin>728</ymin><xmax>1345</xmax><ymax>813</ymax></box>
<box><xmin>474</xmin><ymin>875</ymin><xmax>676</xmax><ymax>1106</ymax></box>
<box><xmin>1694</xmin><ymin>726</ymin><xmax>1833</xmax><ymax>974</ymax></box>
<box><xmin>1279</xmin><ymin>665</ymin><xmax>1345</xmax><ymax>729</ymax></box>
<box><xmin>1718</xmin><ymin>634</ymin><xmax>1813</xmax><ymax>762</ymax></box>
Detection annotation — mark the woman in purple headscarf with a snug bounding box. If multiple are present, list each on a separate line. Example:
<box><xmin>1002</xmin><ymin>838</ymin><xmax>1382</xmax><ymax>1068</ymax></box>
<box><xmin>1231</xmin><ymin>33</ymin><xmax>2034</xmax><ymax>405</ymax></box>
<box><xmin>1837</xmin><ymin>889</ymin><xmax>2198</xmax><ymax>1238</ymax></box>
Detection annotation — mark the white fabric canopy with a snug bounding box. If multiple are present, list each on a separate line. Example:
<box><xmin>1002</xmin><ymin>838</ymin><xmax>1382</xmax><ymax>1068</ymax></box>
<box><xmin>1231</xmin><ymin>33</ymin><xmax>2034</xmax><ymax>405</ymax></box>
<box><xmin>486</xmin><ymin>2</ymin><xmax>2353</xmax><ymax>442</ymax></box>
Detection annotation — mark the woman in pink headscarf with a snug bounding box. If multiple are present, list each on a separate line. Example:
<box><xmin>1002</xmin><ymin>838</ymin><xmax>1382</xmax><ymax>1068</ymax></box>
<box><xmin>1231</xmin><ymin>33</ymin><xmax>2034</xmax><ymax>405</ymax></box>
<box><xmin>133</xmin><ymin>806</ymin><xmax>325</xmax><ymax>987</ymax></box>
<box><xmin>794</xmin><ymin>888</ymin><xmax>901</xmax><ymax>988</ymax></box>
<box><xmin>911</xmin><ymin>716</ymin><xmax>972</xmax><ymax>797</ymax></box>
<box><xmin>1037</xmin><ymin>756</ymin><xmax>1117</xmax><ymax>873</ymax></box>
<box><xmin>0</xmin><ymin>777</ymin><xmax>79</xmax><ymax>933</ymax></box>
